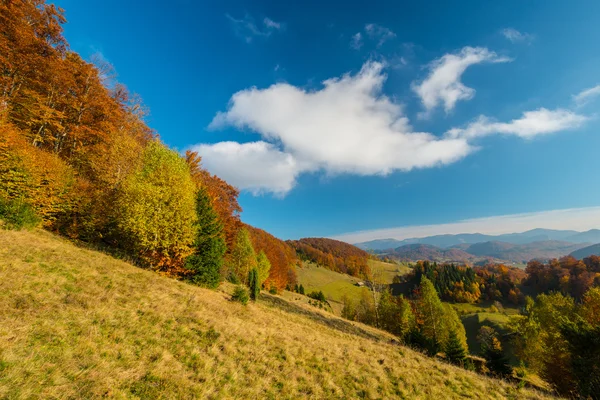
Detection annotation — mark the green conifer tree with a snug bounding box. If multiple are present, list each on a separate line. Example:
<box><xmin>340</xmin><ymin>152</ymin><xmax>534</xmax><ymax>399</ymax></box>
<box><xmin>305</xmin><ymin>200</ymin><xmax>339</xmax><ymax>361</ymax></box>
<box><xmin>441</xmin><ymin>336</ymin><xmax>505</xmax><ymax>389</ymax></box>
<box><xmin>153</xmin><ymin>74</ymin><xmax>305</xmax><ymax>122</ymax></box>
<box><xmin>445</xmin><ymin>329</ymin><xmax>467</xmax><ymax>367</ymax></box>
<box><xmin>248</xmin><ymin>268</ymin><xmax>259</xmax><ymax>301</ymax></box>
<box><xmin>184</xmin><ymin>187</ymin><xmax>226</xmax><ymax>288</ymax></box>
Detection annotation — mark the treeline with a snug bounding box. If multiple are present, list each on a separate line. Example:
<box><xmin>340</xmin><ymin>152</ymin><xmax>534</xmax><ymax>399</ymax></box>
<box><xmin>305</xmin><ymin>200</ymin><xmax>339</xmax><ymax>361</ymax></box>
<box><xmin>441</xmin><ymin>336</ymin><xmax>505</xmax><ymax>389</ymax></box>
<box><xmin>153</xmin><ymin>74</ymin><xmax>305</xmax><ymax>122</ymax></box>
<box><xmin>403</xmin><ymin>261</ymin><xmax>526</xmax><ymax>305</ymax></box>
<box><xmin>525</xmin><ymin>255</ymin><xmax>600</xmax><ymax>299</ymax></box>
<box><xmin>0</xmin><ymin>1</ymin><xmax>297</xmax><ymax>290</ymax></box>
<box><xmin>287</xmin><ymin>237</ymin><xmax>370</xmax><ymax>277</ymax></box>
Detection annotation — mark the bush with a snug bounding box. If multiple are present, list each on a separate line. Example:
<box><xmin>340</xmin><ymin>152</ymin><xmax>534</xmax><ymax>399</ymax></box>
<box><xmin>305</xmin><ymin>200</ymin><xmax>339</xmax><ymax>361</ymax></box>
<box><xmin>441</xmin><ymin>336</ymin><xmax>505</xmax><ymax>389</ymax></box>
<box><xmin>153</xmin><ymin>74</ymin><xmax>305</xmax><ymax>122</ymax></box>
<box><xmin>0</xmin><ymin>197</ymin><xmax>40</xmax><ymax>230</ymax></box>
<box><xmin>231</xmin><ymin>286</ymin><xmax>249</xmax><ymax>305</ymax></box>
<box><xmin>307</xmin><ymin>290</ymin><xmax>326</xmax><ymax>302</ymax></box>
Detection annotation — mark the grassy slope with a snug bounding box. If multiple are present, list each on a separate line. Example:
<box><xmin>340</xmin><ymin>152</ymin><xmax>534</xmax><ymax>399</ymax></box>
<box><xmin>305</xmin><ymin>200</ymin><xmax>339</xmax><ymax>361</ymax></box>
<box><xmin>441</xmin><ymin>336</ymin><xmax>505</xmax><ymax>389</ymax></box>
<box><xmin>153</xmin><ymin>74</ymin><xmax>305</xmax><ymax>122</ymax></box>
<box><xmin>0</xmin><ymin>230</ymin><xmax>552</xmax><ymax>399</ymax></box>
<box><xmin>296</xmin><ymin>260</ymin><xmax>410</xmax><ymax>314</ymax></box>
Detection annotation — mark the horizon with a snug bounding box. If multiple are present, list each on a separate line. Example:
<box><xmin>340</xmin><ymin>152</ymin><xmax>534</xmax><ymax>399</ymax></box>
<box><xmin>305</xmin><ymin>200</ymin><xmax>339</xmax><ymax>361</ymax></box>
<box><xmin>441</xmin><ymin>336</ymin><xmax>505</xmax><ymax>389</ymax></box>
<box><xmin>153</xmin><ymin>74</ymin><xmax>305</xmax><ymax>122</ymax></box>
<box><xmin>332</xmin><ymin>206</ymin><xmax>600</xmax><ymax>243</ymax></box>
<box><xmin>55</xmin><ymin>0</ymin><xmax>600</xmax><ymax>240</ymax></box>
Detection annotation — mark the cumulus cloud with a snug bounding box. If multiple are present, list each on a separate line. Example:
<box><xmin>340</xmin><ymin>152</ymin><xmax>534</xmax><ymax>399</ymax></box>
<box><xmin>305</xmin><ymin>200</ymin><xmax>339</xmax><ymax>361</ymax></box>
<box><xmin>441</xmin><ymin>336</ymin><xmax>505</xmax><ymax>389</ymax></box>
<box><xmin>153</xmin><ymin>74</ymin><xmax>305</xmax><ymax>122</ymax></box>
<box><xmin>350</xmin><ymin>32</ymin><xmax>363</xmax><ymax>50</ymax></box>
<box><xmin>446</xmin><ymin>108</ymin><xmax>588</xmax><ymax>139</ymax></box>
<box><xmin>191</xmin><ymin>141</ymin><xmax>299</xmax><ymax>196</ymax></box>
<box><xmin>196</xmin><ymin>62</ymin><xmax>473</xmax><ymax>195</ymax></box>
<box><xmin>573</xmin><ymin>84</ymin><xmax>600</xmax><ymax>106</ymax></box>
<box><xmin>226</xmin><ymin>14</ymin><xmax>283</xmax><ymax>43</ymax></box>
<box><xmin>365</xmin><ymin>23</ymin><xmax>396</xmax><ymax>47</ymax></box>
<box><xmin>412</xmin><ymin>47</ymin><xmax>511</xmax><ymax>116</ymax></box>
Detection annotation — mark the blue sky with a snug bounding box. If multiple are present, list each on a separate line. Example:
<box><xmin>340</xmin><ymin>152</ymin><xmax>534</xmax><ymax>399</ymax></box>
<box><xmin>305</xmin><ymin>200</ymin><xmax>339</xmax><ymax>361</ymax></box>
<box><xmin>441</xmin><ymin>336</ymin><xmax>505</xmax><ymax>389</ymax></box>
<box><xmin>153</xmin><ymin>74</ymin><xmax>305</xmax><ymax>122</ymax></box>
<box><xmin>56</xmin><ymin>0</ymin><xmax>600</xmax><ymax>241</ymax></box>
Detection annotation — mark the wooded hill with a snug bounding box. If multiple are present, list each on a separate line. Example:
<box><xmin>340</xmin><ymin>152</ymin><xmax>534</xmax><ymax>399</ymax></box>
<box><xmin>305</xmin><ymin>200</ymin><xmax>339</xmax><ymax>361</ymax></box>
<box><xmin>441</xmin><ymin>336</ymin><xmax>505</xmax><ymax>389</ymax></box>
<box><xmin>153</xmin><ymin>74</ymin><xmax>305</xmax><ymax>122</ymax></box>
<box><xmin>287</xmin><ymin>237</ymin><xmax>371</xmax><ymax>277</ymax></box>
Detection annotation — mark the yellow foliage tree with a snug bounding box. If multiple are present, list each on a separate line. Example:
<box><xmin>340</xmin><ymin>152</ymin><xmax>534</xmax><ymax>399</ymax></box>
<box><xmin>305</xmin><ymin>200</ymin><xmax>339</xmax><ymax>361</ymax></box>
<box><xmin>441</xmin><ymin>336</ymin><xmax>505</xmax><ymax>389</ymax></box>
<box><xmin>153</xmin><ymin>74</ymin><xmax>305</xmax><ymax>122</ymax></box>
<box><xmin>114</xmin><ymin>140</ymin><xmax>197</xmax><ymax>272</ymax></box>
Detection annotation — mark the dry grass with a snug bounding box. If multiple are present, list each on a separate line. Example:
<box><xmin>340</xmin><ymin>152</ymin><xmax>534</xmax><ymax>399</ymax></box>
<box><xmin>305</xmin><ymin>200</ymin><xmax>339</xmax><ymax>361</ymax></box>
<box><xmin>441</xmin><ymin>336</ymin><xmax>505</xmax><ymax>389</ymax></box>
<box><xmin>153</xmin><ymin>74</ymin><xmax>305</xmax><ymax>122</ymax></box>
<box><xmin>0</xmin><ymin>229</ymin><xmax>554</xmax><ymax>399</ymax></box>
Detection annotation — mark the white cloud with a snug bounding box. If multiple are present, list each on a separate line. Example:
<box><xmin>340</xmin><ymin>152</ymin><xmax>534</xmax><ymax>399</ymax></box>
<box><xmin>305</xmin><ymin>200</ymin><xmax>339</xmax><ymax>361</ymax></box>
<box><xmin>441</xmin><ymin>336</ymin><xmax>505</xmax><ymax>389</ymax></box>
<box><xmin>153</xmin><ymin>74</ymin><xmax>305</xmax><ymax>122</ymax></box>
<box><xmin>365</xmin><ymin>23</ymin><xmax>396</xmax><ymax>47</ymax></box>
<box><xmin>573</xmin><ymin>84</ymin><xmax>600</xmax><ymax>106</ymax></box>
<box><xmin>412</xmin><ymin>47</ymin><xmax>511</xmax><ymax>116</ymax></box>
<box><xmin>197</xmin><ymin>61</ymin><xmax>473</xmax><ymax>195</ymax></box>
<box><xmin>191</xmin><ymin>141</ymin><xmax>298</xmax><ymax>196</ymax></box>
<box><xmin>332</xmin><ymin>206</ymin><xmax>600</xmax><ymax>243</ymax></box>
<box><xmin>263</xmin><ymin>17</ymin><xmax>282</xmax><ymax>30</ymax></box>
<box><xmin>501</xmin><ymin>28</ymin><xmax>534</xmax><ymax>44</ymax></box>
<box><xmin>350</xmin><ymin>32</ymin><xmax>363</xmax><ymax>50</ymax></box>
<box><xmin>226</xmin><ymin>14</ymin><xmax>283</xmax><ymax>43</ymax></box>
<box><xmin>447</xmin><ymin>108</ymin><xmax>587</xmax><ymax>139</ymax></box>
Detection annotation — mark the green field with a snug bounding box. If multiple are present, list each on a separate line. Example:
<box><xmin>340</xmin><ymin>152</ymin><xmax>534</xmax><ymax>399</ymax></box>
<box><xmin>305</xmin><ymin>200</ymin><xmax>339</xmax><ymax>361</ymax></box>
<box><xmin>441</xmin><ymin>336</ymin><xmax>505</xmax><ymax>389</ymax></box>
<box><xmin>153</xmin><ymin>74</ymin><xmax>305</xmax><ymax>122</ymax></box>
<box><xmin>296</xmin><ymin>259</ymin><xmax>410</xmax><ymax>314</ymax></box>
<box><xmin>295</xmin><ymin>262</ymin><xmax>368</xmax><ymax>314</ymax></box>
<box><xmin>368</xmin><ymin>259</ymin><xmax>411</xmax><ymax>282</ymax></box>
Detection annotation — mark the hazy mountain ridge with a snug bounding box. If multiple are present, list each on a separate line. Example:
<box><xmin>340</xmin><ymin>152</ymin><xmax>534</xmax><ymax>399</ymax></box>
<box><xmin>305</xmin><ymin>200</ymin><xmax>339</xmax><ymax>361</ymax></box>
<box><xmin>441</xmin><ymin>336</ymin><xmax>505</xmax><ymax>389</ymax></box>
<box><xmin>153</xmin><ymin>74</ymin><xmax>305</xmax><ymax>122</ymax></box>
<box><xmin>570</xmin><ymin>243</ymin><xmax>600</xmax><ymax>259</ymax></box>
<box><xmin>356</xmin><ymin>228</ymin><xmax>600</xmax><ymax>251</ymax></box>
<box><xmin>373</xmin><ymin>238</ymin><xmax>591</xmax><ymax>264</ymax></box>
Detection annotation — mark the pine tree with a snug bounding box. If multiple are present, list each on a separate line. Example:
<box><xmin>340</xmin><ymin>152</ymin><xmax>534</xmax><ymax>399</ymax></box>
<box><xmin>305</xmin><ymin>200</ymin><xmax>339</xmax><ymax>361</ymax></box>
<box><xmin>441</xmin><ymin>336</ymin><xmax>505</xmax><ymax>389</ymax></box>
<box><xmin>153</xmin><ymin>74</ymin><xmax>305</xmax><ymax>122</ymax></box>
<box><xmin>184</xmin><ymin>187</ymin><xmax>226</xmax><ymax>288</ymax></box>
<box><xmin>484</xmin><ymin>337</ymin><xmax>512</xmax><ymax>376</ymax></box>
<box><xmin>230</xmin><ymin>228</ymin><xmax>256</xmax><ymax>284</ymax></box>
<box><xmin>299</xmin><ymin>284</ymin><xmax>305</xmax><ymax>295</ymax></box>
<box><xmin>248</xmin><ymin>268</ymin><xmax>259</xmax><ymax>301</ymax></box>
<box><xmin>478</xmin><ymin>327</ymin><xmax>512</xmax><ymax>377</ymax></box>
<box><xmin>445</xmin><ymin>329</ymin><xmax>467</xmax><ymax>367</ymax></box>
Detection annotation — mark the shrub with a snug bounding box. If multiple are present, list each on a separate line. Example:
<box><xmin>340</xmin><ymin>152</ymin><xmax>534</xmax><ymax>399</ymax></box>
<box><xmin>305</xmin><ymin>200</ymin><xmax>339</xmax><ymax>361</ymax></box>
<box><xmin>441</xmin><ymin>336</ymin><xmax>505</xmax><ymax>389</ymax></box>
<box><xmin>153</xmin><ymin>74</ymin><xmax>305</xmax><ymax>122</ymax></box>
<box><xmin>0</xmin><ymin>197</ymin><xmax>41</xmax><ymax>230</ymax></box>
<box><xmin>231</xmin><ymin>286</ymin><xmax>249</xmax><ymax>305</ymax></box>
<box><xmin>308</xmin><ymin>290</ymin><xmax>326</xmax><ymax>302</ymax></box>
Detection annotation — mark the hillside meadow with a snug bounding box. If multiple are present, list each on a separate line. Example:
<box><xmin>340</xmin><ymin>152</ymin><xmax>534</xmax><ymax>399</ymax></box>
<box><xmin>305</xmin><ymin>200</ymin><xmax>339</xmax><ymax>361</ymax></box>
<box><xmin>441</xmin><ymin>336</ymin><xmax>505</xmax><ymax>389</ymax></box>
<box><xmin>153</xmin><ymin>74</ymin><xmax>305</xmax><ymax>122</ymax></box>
<box><xmin>0</xmin><ymin>229</ymin><xmax>552</xmax><ymax>399</ymax></box>
<box><xmin>295</xmin><ymin>260</ymin><xmax>409</xmax><ymax>314</ymax></box>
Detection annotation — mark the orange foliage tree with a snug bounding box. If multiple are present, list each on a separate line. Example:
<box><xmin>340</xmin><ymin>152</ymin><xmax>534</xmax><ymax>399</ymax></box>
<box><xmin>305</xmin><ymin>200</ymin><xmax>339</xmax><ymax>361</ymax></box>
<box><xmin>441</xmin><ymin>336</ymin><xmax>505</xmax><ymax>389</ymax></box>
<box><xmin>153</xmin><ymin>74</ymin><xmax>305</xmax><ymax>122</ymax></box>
<box><xmin>245</xmin><ymin>224</ymin><xmax>298</xmax><ymax>291</ymax></box>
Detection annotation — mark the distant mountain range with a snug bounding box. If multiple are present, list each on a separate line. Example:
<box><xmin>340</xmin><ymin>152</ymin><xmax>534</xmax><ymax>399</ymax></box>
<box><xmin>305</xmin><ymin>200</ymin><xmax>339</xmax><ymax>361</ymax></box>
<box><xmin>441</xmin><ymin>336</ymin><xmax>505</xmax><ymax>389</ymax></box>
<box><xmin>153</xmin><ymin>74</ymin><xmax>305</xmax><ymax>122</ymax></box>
<box><xmin>570</xmin><ymin>243</ymin><xmax>600</xmax><ymax>259</ymax></box>
<box><xmin>355</xmin><ymin>229</ymin><xmax>600</xmax><ymax>264</ymax></box>
<box><xmin>356</xmin><ymin>229</ymin><xmax>600</xmax><ymax>250</ymax></box>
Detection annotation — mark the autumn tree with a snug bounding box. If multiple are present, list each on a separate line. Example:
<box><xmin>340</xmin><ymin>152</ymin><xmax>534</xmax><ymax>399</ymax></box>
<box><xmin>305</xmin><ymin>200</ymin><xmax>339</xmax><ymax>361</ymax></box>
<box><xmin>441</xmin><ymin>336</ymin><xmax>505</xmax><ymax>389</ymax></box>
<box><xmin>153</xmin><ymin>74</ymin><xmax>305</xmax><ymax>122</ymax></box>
<box><xmin>229</xmin><ymin>228</ymin><xmax>257</xmax><ymax>284</ymax></box>
<box><xmin>184</xmin><ymin>187</ymin><xmax>226</xmax><ymax>288</ymax></box>
<box><xmin>114</xmin><ymin>141</ymin><xmax>197</xmax><ymax>271</ymax></box>
<box><xmin>0</xmin><ymin>126</ymin><xmax>74</xmax><ymax>225</ymax></box>
<box><xmin>246</xmin><ymin>224</ymin><xmax>297</xmax><ymax>291</ymax></box>
<box><xmin>256</xmin><ymin>250</ymin><xmax>271</xmax><ymax>289</ymax></box>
